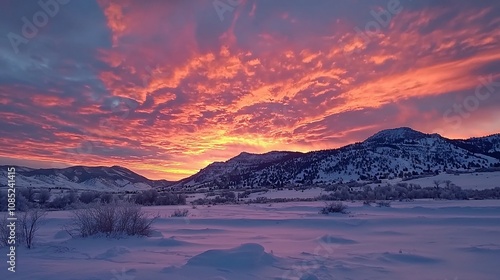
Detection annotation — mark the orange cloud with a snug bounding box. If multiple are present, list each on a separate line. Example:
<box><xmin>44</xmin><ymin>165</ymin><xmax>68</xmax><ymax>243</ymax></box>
<box><xmin>1</xmin><ymin>1</ymin><xmax>499</xmax><ymax>180</ymax></box>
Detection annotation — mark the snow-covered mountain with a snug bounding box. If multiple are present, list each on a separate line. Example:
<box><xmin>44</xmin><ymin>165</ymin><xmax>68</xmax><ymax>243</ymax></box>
<box><xmin>0</xmin><ymin>165</ymin><xmax>172</xmax><ymax>192</ymax></box>
<box><xmin>174</xmin><ymin>151</ymin><xmax>303</xmax><ymax>187</ymax></box>
<box><xmin>174</xmin><ymin>127</ymin><xmax>500</xmax><ymax>189</ymax></box>
<box><xmin>2</xmin><ymin>128</ymin><xmax>499</xmax><ymax>192</ymax></box>
<box><xmin>450</xmin><ymin>134</ymin><xmax>500</xmax><ymax>159</ymax></box>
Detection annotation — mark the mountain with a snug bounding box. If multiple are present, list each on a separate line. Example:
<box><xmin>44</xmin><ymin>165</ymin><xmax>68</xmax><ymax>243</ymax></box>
<box><xmin>175</xmin><ymin>151</ymin><xmax>303</xmax><ymax>187</ymax></box>
<box><xmin>2</xmin><ymin>127</ymin><xmax>499</xmax><ymax>192</ymax></box>
<box><xmin>0</xmin><ymin>165</ymin><xmax>173</xmax><ymax>192</ymax></box>
<box><xmin>364</xmin><ymin>127</ymin><xmax>431</xmax><ymax>143</ymax></box>
<box><xmin>449</xmin><ymin>134</ymin><xmax>500</xmax><ymax>160</ymax></box>
<box><xmin>173</xmin><ymin>127</ymin><xmax>500</xmax><ymax>189</ymax></box>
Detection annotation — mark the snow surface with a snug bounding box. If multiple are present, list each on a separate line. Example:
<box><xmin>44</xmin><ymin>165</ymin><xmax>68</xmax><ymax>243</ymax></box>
<box><xmin>2</xmin><ymin>201</ymin><xmax>500</xmax><ymax>279</ymax></box>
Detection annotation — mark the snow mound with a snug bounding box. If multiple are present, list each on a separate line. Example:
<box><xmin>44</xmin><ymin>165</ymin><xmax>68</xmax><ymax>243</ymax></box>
<box><xmin>460</xmin><ymin>244</ymin><xmax>500</xmax><ymax>254</ymax></box>
<box><xmin>186</xmin><ymin>243</ymin><xmax>276</xmax><ymax>269</ymax></box>
<box><xmin>379</xmin><ymin>252</ymin><xmax>442</xmax><ymax>264</ymax></box>
<box><xmin>95</xmin><ymin>246</ymin><xmax>131</xmax><ymax>259</ymax></box>
<box><xmin>53</xmin><ymin>230</ymin><xmax>71</xmax><ymax>239</ymax></box>
<box><xmin>300</xmin><ymin>273</ymin><xmax>320</xmax><ymax>280</ymax></box>
<box><xmin>160</xmin><ymin>266</ymin><xmax>179</xmax><ymax>273</ymax></box>
<box><xmin>149</xmin><ymin>229</ymin><xmax>164</xmax><ymax>238</ymax></box>
<box><xmin>172</xmin><ymin>228</ymin><xmax>226</xmax><ymax>234</ymax></box>
<box><xmin>34</xmin><ymin>246</ymin><xmax>90</xmax><ymax>260</ymax></box>
<box><xmin>156</xmin><ymin>236</ymin><xmax>189</xmax><ymax>247</ymax></box>
<box><xmin>318</xmin><ymin>235</ymin><xmax>357</xmax><ymax>244</ymax></box>
<box><xmin>373</xmin><ymin>230</ymin><xmax>406</xmax><ymax>236</ymax></box>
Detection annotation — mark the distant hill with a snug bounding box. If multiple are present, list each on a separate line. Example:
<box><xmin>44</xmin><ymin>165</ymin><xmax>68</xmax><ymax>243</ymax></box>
<box><xmin>0</xmin><ymin>165</ymin><xmax>173</xmax><ymax>192</ymax></box>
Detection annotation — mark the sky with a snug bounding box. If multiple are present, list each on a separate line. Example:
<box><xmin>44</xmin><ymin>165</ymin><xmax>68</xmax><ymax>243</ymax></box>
<box><xmin>0</xmin><ymin>0</ymin><xmax>499</xmax><ymax>180</ymax></box>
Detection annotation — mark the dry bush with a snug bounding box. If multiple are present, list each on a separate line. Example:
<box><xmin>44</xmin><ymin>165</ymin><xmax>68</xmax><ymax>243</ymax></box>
<box><xmin>171</xmin><ymin>209</ymin><xmax>189</xmax><ymax>217</ymax></box>
<box><xmin>320</xmin><ymin>202</ymin><xmax>349</xmax><ymax>214</ymax></box>
<box><xmin>20</xmin><ymin>209</ymin><xmax>47</xmax><ymax>249</ymax></box>
<box><xmin>376</xmin><ymin>201</ymin><xmax>392</xmax><ymax>207</ymax></box>
<box><xmin>66</xmin><ymin>202</ymin><xmax>157</xmax><ymax>238</ymax></box>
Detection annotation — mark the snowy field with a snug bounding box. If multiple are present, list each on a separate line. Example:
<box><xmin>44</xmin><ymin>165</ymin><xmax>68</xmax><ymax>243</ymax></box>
<box><xmin>2</xmin><ymin>200</ymin><xmax>500</xmax><ymax>280</ymax></box>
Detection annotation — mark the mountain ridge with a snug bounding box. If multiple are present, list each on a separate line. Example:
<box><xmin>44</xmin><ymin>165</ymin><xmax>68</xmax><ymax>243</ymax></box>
<box><xmin>2</xmin><ymin>127</ymin><xmax>499</xmax><ymax>191</ymax></box>
<box><xmin>173</xmin><ymin>127</ymin><xmax>500</xmax><ymax>189</ymax></box>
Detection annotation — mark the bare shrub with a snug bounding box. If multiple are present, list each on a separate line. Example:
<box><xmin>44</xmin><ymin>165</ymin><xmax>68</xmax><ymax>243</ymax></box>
<box><xmin>66</xmin><ymin>190</ymin><xmax>78</xmax><ymax>204</ymax></box>
<box><xmin>79</xmin><ymin>191</ymin><xmax>99</xmax><ymax>204</ymax></box>
<box><xmin>320</xmin><ymin>202</ymin><xmax>348</xmax><ymax>214</ymax></box>
<box><xmin>0</xmin><ymin>215</ymin><xmax>11</xmax><ymax>247</ymax></box>
<box><xmin>20</xmin><ymin>188</ymin><xmax>36</xmax><ymax>203</ymax></box>
<box><xmin>376</xmin><ymin>201</ymin><xmax>392</xmax><ymax>207</ymax></box>
<box><xmin>37</xmin><ymin>189</ymin><xmax>51</xmax><ymax>205</ymax></box>
<box><xmin>171</xmin><ymin>209</ymin><xmax>189</xmax><ymax>217</ymax></box>
<box><xmin>99</xmin><ymin>193</ymin><xmax>113</xmax><ymax>204</ymax></box>
<box><xmin>47</xmin><ymin>196</ymin><xmax>69</xmax><ymax>209</ymax></box>
<box><xmin>363</xmin><ymin>200</ymin><xmax>375</xmax><ymax>206</ymax></box>
<box><xmin>66</xmin><ymin>202</ymin><xmax>157</xmax><ymax>238</ymax></box>
<box><xmin>20</xmin><ymin>209</ymin><xmax>47</xmax><ymax>249</ymax></box>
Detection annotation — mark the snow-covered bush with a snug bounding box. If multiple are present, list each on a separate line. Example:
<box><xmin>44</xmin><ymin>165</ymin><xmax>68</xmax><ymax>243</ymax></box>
<box><xmin>66</xmin><ymin>202</ymin><xmax>157</xmax><ymax>238</ymax></box>
<box><xmin>156</xmin><ymin>193</ymin><xmax>186</xmax><ymax>205</ymax></box>
<box><xmin>99</xmin><ymin>193</ymin><xmax>113</xmax><ymax>204</ymax></box>
<box><xmin>47</xmin><ymin>196</ymin><xmax>70</xmax><ymax>209</ymax></box>
<box><xmin>37</xmin><ymin>189</ymin><xmax>51</xmax><ymax>205</ymax></box>
<box><xmin>20</xmin><ymin>188</ymin><xmax>36</xmax><ymax>203</ymax></box>
<box><xmin>79</xmin><ymin>191</ymin><xmax>100</xmax><ymax>204</ymax></box>
<box><xmin>134</xmin><ymin>189</ymin><xmax>158</xmax><ymax>205</ymax></box>
<box><xmin>320</xmin><ymin>202</ymin><xmax>348</xmax><ymax>214</ymax></box>
<box><xmin>66</xmin><ymin>190</ymin><xmax>78</xmax><ymax>204</ymax></box>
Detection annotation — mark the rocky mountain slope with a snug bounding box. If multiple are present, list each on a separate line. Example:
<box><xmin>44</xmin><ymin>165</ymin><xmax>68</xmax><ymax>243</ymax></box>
<box><xmin>174</xmin><ymin>127</ymin><xmax>500</xmax><ymax>189</ymax></box>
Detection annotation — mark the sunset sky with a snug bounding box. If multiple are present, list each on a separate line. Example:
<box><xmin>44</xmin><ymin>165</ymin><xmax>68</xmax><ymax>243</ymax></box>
<box><xmin>0</xmin><ymin>0</ymin><xmax>499</xmax><ymax>180</ymax></box>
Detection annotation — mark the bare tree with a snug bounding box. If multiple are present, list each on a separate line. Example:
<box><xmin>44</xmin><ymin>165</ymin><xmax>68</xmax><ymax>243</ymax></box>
<box><xmin>20</xmin><ymin>209</ymin><xmax>47</xmax><ymax>249</ymax></box>
<box><xmin>37</xmin><ymin>189</ymin><xmax>51</xmax><ymax>205</ymax></box>
<box><xmin>20</xmin><ymin>188</ymin><xmax>36</xmax><ymax>203</ymax></box>
<box><xmin>433</xmin><ymin>180</ymin><xmax>442</xmax><ymax>188</ymax></box>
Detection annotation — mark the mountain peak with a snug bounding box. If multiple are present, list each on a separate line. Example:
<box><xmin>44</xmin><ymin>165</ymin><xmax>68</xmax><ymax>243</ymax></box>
<box><xmin>230</xmin><ymin>151</ymin><xmax>300</xmax><ymax>163</ymax></box>
<box><xmin>236</xmin><ymin>151</ymin><xmax>253</xmax><ymax>157</ymax></box>
<box><xmin>365</xmin><ymin>127</ymin><xmax>430</xmax><ymax>143</ymax></box>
